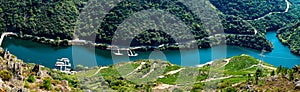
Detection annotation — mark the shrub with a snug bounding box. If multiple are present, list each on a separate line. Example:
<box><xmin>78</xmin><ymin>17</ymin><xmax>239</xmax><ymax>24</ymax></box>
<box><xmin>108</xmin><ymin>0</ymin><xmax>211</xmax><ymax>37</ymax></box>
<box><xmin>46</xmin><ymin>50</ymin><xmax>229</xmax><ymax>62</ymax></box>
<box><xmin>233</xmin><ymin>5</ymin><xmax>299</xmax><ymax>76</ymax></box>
<box><xmin>24</xmin><ymin>81</ymin><xmax>30</xmax><ymax>88</ymax></box>
<box><xmin>75</xmin><ymin>64</ymin><xmax>85</xmax><ymax>71</ymax></box>
<box><xmin>270</xmin><ymin>70</ymin><xmax>275</xmax><ymax>76</ymax></box>
<box><xmin>0</xmin><ymin>70</ymin><xmax>13</xmax><ymax>81</ymax></box>
<box><xmin>27</xmin><ymin>74</ymin><xmax>35</xmax><ymax>83</ymax></box>
<box><xmin>40</xmin><ymin>77</ymin><xmax>52</xmax><ymax>90</ymax></box>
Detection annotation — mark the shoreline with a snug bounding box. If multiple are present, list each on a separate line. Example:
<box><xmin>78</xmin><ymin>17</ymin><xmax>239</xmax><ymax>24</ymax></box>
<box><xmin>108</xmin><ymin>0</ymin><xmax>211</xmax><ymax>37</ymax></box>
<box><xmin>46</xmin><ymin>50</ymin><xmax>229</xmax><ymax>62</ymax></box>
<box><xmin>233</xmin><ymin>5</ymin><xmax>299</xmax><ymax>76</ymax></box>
<box><xmin>10</xmin><ymin>33</ymin><xmax>274</xmax><ymax>53</ymax></box>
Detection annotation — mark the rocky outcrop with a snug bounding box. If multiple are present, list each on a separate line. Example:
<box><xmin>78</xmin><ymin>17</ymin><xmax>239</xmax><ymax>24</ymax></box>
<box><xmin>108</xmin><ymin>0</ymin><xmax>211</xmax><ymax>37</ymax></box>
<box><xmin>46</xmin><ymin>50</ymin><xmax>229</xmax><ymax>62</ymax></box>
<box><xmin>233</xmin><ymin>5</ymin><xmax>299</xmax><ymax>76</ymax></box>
<box><xmin>31</xmin><ymin>64</ymin><xmax>40</xmax><ymax>75</ymax></box>
<box><xmin>0</xmin><ymin>48</ymin><xmax>79</xmax><ymax>91</ymax></box>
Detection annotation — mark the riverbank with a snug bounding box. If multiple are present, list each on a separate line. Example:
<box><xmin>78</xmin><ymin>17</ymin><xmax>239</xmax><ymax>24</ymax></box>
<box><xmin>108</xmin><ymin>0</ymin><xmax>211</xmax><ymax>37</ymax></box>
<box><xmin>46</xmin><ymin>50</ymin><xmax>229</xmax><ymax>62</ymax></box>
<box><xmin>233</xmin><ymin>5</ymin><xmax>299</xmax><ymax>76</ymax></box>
<box><xmin>10</xmin><ymin>32</ymin><xmax>273</xmax><ymax>53</ymax></box>
<box><xmin>2</xmin><ymin>31</ymin><xmax>299</xmax><ymax>68</ymax></box>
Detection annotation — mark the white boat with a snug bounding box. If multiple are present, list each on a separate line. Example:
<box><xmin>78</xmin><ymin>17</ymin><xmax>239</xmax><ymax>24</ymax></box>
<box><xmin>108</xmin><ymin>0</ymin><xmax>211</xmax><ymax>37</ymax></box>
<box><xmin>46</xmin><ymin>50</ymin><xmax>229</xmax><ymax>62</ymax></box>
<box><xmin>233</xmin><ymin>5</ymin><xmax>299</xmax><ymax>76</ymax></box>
<box><xmin>55</xmin><ymin>58</ymin><xmax>72</xmax><ymax>73</ymax></box>
<box><xmin>55</xmin><ymin>58</ymin><xmax>71</xmax><ymax>67</ymax></box>
<box><xmin>114</xmin><ymin>49</ymin><xmax>123</xmax><ymax>56</ymax></box>
<box><xmin>128</xmin><ymin>49</ymin><xmax>138</xmax><ymax>57</ymax></box>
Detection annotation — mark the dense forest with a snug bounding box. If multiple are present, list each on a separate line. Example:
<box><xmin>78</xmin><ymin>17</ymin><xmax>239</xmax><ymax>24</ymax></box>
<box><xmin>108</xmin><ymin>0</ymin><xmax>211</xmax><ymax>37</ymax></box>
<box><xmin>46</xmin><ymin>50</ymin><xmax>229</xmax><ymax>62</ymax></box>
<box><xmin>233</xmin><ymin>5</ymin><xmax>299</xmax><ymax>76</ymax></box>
<box><xmin>1</xmin><ymin>0</ymin><xmax>300</xmax><ymax>52</ymax></box>
<box><xmin>211</xmin><ymin>0</ymin><xmax>300</xmax><ymax>53</ymax></box>
<box><xmin>249</xmin><ymin>4</ymin><xmax>300</xmax><ymax>33</ymax></box>
<box><xmin>76</xmin><ymin>0</ymin><xmax>272</xmax><ymax>50</ymax></box>
<box><xmin>0</xmin><ymin>0</ymin><xmax>87</xmax><ymax>40</ymax></box>
<box><xmin>278</xmin><ymin>22</ymin><xmax>300</xmax><ymax>55</ymax></box>
<box><xmin>209</xmin><ymin>0</ymin><xmax>287</xmax><ymax>20</ymax></box>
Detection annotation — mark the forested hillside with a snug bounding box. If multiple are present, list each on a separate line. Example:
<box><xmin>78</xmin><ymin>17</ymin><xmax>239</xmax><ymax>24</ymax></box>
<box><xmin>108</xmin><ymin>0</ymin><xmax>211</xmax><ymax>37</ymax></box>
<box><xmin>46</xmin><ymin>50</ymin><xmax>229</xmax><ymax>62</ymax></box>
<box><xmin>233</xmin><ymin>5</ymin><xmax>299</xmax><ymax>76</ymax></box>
<box><xmin>249</xmin><ymin>4</ymin><xmax>300</xmax><ymax>32</ymax></box>
<box><xmin>211</xmin><ymin>0</ymin><xmax>300</xmax><ymax>54</ymax></box>
<box><xmin>278</xmin><ymin>22</ymin><xmax>300</xmax><ymax>55</ymax></box>
<box><xmin>1</xmin><ymin>0</ymin><xmax>300</xmax><ymax>52</ymax></box>
<box><xmin>0</xmin><ymin>0</ymin><xmax>86</xmax><ymax>40</ymax></box>
<box><xmin>209</xmin><ymin>0</ymin><xmax>287</xmax><ymax>20</ymax></box>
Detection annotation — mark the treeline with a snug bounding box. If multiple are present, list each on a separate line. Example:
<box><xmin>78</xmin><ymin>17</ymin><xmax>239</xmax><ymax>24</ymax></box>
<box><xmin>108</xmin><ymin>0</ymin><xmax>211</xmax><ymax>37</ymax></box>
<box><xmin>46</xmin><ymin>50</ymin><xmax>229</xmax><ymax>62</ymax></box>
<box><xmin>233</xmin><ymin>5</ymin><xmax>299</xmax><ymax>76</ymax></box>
<box><xmin>226</xmin><ymin>34</ymin><xmax>273</xmax><ymax>51</ymax></box>
<box><xmin>210</xmin><ymin>0</ymin><xmax>287</xmax><ymax>20</ymax></box>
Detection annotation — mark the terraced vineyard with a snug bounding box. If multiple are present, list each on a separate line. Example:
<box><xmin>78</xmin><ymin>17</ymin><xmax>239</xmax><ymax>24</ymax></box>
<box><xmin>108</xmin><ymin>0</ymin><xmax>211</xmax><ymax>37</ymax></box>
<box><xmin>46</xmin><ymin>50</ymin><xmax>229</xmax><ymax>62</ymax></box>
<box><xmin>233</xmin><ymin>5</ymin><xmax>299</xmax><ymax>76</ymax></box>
<box><xmin>76</xmin><ymin>55</ymin><xmax>276</xmax><ymax>91</ymax></box>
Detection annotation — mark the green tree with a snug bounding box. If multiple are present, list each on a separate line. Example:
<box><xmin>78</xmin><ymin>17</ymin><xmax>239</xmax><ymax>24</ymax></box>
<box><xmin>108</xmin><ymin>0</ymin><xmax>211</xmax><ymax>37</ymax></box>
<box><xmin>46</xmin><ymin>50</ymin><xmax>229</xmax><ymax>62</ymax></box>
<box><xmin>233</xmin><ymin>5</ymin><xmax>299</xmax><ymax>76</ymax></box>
<box><xmin>247</xmin><ymin>73</ymin><xmax>251</xmax><ymax>83</ymax></box>
<box><xmin>270</xmin><ymin>70</ymin><xmax>275</xmax><ymax>76</ymax></box>
<box><xmin>288</xmin><ymin>69</ymin><xmax>294</xmax><ymax>81</ymax></box>
<box><xmin>27</xmin><ymin>74</ymin><xmax>35</xmax><ymax>83</ymax></box>
<box><xmin>41</xmin><ymin>77</ymin><xmax>52</xmax><ymax>90</ymax></box>
<box><xmin>56</xmin><ymin>37</ymin><xmax>61</xmax><ymax>46</ymax></box>
<box><xmin>255</xmin><ymin>69</ymin><xmax>262</xmax><ymax>85</ymax></box>
<box><xmin>276</xmin><ymin>65</ymin><xmax>282</xmax><ymax>74</ymax></box>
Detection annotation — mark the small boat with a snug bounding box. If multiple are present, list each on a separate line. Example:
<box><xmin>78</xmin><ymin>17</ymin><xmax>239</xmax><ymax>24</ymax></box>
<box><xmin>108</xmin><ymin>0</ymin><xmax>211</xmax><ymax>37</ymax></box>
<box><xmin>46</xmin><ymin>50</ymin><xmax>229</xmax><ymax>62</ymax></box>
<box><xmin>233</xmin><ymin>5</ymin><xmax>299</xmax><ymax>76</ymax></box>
<box><xmin>128</xmin><ymin>49</ymin><xmax>138</xmax><ymax>57</ymax></box>
<box><xmin>114</xmin><ymin>49</ymin><xmax>123</xmax><ymax>56</ymax></box>
<box><xmin>55</xmin><ymin>58</ymin><xmax>72</xmax><ymax>73</ymax></box>
<box><xmin>55</xmin><ymin>58</ymin><xmax>71</xmax><ymax>67</ymax></box>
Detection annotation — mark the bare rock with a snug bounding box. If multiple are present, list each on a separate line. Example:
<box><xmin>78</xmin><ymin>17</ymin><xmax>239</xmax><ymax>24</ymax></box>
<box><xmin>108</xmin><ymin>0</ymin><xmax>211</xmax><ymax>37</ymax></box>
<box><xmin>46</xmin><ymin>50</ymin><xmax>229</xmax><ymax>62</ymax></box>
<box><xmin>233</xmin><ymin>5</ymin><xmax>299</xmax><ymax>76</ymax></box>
<box><xmin>62</xmin><ymin>80</ymin><xmax>71</xmax><ymax>92</ymax></box>
<box><xmin>31</xmin><ymin>64</ymin><xmax>40</xmax><ymax>75</ymax></box>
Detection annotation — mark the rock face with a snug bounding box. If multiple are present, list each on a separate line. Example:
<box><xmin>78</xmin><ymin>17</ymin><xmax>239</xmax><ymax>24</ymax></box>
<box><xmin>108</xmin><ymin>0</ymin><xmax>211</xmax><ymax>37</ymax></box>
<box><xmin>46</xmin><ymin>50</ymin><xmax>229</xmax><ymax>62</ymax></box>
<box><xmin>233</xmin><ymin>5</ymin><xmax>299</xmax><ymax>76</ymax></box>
<box><xmin>0</xmin><ymin>48</ymin><xmax>79</xmax><ymax>91</ymax></box>
<box><xmin>8</xmin><ymin>61</ymin><xmax>24</xmax><ymax>80</ymax></box>
<box><xmin>32</xmin><ymin>64</ymin><xmax>40</xmax><ymax>74</ymax></box>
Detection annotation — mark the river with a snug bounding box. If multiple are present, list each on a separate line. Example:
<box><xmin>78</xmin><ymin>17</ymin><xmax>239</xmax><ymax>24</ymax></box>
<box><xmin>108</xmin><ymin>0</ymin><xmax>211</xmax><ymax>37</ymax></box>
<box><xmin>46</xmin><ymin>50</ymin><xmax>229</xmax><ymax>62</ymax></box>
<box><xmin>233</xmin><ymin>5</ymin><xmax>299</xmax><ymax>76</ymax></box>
<box><xmin>2</xmin><ymin>31</ymin><xmax>299</xmax><ymax>68</ymax></box>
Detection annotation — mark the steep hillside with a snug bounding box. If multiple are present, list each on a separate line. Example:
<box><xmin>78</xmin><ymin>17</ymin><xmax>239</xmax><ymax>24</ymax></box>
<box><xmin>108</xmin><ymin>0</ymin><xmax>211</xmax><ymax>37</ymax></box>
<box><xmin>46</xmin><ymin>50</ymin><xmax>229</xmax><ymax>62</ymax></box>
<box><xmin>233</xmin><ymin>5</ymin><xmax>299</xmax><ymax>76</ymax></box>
<box><xmin>76</xmin><ymin>55</ymin><xmax>277</xmax><ymax>91</ymax></box>
<box><xmin>0</xmin><ymin>0</ymin><xmax>273</xmax><ymax>51</ymax></box>
<box><xmin>0</xmin><ymin>48</ymin><xmax>81</xmax><ymax>91</ymax></box>
<box><xmin>209</xmin><ymin>0</ymin><xmax>287</xmax><ymax>20</ymax></box>
<box><xmin>0</xmin><ymin>0</ymin><xmax>86</xmax><ymax>40</ymax></box>
<box><xmin>277</xmin><ymin>22</ymin><xmax>300</xmax><ymax>55</ymax></box>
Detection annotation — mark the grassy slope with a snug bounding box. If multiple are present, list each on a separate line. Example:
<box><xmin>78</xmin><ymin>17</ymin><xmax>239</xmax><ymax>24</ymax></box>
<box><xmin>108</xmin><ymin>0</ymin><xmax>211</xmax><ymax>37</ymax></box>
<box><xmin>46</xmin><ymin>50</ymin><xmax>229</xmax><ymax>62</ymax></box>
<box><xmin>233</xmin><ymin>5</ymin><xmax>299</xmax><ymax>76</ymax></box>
<box><xmin>76</xmin><ymin>55</ymin><xmax>276</xmax><ymax>91</ymax></box>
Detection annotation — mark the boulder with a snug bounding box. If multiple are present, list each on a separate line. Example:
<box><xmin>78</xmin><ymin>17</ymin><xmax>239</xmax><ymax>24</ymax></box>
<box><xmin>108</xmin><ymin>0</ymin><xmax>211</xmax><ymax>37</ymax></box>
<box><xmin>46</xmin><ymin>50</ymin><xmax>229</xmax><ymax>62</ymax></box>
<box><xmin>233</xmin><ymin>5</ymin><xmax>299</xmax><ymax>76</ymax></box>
<box><xmin>31</xmin><ymin>65</ymin><xmax>40</xmax><ymax>74</ymax></box>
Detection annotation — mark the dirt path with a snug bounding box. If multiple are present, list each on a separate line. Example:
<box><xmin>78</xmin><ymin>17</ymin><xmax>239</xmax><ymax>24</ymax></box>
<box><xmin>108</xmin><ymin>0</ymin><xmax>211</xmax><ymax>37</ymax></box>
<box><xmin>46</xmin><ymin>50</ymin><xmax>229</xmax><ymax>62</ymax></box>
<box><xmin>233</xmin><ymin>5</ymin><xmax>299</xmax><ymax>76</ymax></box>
<box><xmin>126</xmin><ymin>62</ymin><xmax>146</xmax><ymax>76</ymax></box>
<box><xmin>200</xmin><ymin>76</ymin><xmax>233</xmax><ymax>82</ymax></box>
<box><xmin>219</xmin><ymin>58</ymin><xmax>231</xmax><ymax>68</ymax></box>
<box><xmin>246</xmin><ymin>0</ymin><xmax>290</xmax><ymax>21</ymax></box>
<box><xmin>90</xmin><ymin>66</ymin><xmax>109</xmax><ymax>77</ymax></box>
<box><xmin>232</xmin><ymin>82</ymin><xmax>242</xmax><ymax>87</ymax></box>
<box><xmin>244</xmin><ymin>64</ymin><xmax>276</xmax><ymax>70</ymax></box>
<box><xmin>166</xmin><ymin>68</ymin><xmax>185</xmax><ymax>75</ymax></box>
<box><xmin>142</xmin><ymin>63</ymin><xmax>157</xmax><ymax>78</ymax></box>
